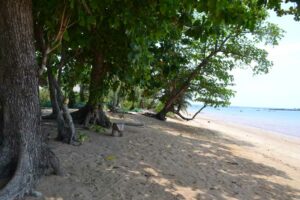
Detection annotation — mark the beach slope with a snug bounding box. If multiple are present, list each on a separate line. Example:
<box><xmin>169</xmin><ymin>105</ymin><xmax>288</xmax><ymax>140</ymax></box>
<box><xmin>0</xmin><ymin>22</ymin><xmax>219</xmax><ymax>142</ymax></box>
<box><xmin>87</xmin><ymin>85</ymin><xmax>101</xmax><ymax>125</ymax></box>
<box><xmin>26</xmin><ymin>113</ymin><xmax>300</xmax><ymax>200</ymax></box>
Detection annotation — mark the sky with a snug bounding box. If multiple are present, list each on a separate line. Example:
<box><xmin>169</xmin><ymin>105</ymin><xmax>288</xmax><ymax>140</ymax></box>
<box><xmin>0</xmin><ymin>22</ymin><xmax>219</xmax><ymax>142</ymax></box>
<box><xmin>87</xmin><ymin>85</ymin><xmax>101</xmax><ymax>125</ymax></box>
<box><xmin>230</xmin><ymin>11</ymin><xmax>300</xmax><ymax>109</ymax></box>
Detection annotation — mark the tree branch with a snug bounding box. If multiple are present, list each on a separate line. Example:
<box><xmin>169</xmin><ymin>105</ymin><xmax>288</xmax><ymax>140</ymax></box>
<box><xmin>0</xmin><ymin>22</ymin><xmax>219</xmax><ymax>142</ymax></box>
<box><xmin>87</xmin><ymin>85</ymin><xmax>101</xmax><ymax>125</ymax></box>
<box><xmin>81</xmin><ymin>0</ymin><xmax>92</xmax><ymax>15</ymax></box>
<box><xmin>174</xmin><ymin>104</ymin><xmax>207</xmax><ymax>121</ymax></box>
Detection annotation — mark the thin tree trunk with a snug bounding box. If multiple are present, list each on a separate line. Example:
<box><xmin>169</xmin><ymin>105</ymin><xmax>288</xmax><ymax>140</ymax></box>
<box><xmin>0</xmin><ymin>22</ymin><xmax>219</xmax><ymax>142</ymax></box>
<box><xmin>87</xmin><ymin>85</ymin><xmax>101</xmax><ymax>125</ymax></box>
<box><xmin>0</xmin><ymin>1</ymin><xmax>59</xmax><ymax>199</ymax></box>
<box><xmin>54</xmin><ymin>79</ymin><xmax>76</xmax><ymax>144</ymax></box>
<box><xmin>79</xmin><ymin>84</ymin><xmax>86</xmax><ymax>102</ymax></box>
<box><xmin>45</xmin><ymin>68</ymin><xmax>59</xmax><ymax>119</ymax></box>
<box><xmin>46</xmin><ymin>69</ymin><xmax>65</xmax><ymax>138</ymax></box>
<box><xmin>68</xmin><ymin>89</ymin><xmax>76</xmax><ymax>108</ymax></box>
<box><xmin>48</xmin><ymin>68</ymin><xmax>76</xmax><ymax>144</ymax></box>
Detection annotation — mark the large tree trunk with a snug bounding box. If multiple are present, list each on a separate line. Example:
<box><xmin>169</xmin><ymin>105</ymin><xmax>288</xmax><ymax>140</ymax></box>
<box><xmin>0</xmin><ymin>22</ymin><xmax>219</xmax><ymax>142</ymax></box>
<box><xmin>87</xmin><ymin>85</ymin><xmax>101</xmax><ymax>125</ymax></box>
<box><xmin>155</xmin><ymin>107</ymin><xmax>170</xmax><ymax>121</ymax></box>
<box><xmin>0</xmin><ymin>1</ymin><xmax>59</xmax><ymax>199</ymax></box>
<box><xmin>155</xmin><ymin>93</ymin><xmax>178</xmax><ymax>121</ymax></box>
<box><xmin>72</xmin><ymin>52</ymin><xmax>111</xmax><ymax>128</ymax></box>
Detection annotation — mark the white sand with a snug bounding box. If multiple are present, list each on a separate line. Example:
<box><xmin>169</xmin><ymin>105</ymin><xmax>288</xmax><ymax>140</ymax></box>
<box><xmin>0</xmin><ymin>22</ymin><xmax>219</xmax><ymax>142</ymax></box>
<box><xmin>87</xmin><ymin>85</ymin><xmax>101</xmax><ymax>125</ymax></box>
<box><xmin>26</xmin><ymin>113</ymin><xmax>300</xmax><ymax>200</ymax></box>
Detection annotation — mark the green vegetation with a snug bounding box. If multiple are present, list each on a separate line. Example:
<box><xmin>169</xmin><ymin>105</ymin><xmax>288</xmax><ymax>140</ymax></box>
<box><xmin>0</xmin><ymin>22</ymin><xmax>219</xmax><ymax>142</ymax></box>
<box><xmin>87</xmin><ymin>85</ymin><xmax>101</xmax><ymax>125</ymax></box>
<box><xmin>1</xmin><ymin>0</ymin><xmax>299</xmax><ymax>199</ymax></box>
<box><xmin>89</xmin><ymin>125</ymin><xmax>107</xmax><ymax>134</ymax></box>
<box><xmin>77</xmin><ymin>132</ymin><xmax>90</xmax><ymax>143</ymax></box>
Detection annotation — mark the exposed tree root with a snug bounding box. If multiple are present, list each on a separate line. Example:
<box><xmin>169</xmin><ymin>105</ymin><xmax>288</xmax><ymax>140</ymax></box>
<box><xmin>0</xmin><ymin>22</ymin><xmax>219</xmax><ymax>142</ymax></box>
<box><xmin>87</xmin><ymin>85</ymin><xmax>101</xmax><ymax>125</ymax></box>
<box><xmin>72</xmin><ymin>104</ymin><xmax>111</xmax><ymax>128</ymax></box>
<box><xmin>145</xmin><ymin>104</ymin><xmax>207</xmax><ymax>122</ymax></box>
<box><xmin>0</xmin><ymin>145</ymin><xmax>63</xmax><ymax>200</ymax></box>
<box><xmin>0</xmin><ymin>147</ymin><xmax>30</xmax><ymax>200</ymax></box>
<box><xmin>143</xmin><ymin>112</ymin><xmax>166</xmax><ymax>121</ymax></box>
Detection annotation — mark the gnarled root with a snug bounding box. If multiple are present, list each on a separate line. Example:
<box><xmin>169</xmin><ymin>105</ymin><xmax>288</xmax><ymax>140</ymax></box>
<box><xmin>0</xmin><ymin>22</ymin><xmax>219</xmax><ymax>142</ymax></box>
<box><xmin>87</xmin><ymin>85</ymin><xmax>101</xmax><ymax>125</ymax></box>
<box><xmin>0</xmin><ymin>144</ymin><xmax>62</xmax><ymax>200</ymax></box>
<box><xmin>72</xmin><ymin>104</ymin><xmax>111</xmax><ymax>128</ymax></box>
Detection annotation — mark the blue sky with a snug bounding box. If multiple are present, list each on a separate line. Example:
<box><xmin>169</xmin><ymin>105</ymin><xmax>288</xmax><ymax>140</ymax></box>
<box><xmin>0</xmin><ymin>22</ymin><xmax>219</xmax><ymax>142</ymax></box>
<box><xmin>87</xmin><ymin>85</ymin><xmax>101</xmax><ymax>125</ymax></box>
<box><xmin>230</xmin><ymin>11</ymin><xmax>300</xmax><ymax>109</ymax></box>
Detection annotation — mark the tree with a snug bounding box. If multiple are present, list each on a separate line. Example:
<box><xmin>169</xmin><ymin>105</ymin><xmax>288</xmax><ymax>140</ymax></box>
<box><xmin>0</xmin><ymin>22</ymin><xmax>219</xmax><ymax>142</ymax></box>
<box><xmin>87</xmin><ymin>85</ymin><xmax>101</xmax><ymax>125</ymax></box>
<box><xmin>153</xmin><ymin>16</ymin><xmax>283</xmax><ymax>120</ymax></box>
<box><xmin>0</xmin><ymin>1</ymin><xmax>297</xmax><ymax>199</ymax></box>
<box><xmin>0</xmin><ymin>1</ymin><xmax>60</xmax><ymax>199</ymax></box>
<box><xmin>33</xmin><ymin>0</ymin><xmax>78</xmax><ymax>143</ymax></box>
<box><xmin>67</xmin><ymin>0</ymin><xmax>235</xmax><ymax>127</ymax></box>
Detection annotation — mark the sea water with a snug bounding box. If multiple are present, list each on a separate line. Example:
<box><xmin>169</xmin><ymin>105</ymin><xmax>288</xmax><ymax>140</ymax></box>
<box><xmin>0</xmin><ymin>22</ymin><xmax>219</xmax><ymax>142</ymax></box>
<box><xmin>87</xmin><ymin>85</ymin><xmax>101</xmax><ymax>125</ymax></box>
<box><xmin>188</xmin><ymin>105</ymin><xmax>300</xmax><ymax>138</ymax></box>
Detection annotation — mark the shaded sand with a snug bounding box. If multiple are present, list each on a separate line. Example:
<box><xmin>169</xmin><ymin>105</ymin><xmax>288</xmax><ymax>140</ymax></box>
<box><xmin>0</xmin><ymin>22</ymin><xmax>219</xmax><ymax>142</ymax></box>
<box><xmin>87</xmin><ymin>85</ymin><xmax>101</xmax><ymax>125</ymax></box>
<box><xmin>26</xmin><ymin>112</ymin><xmax>300</xmax><ymax>200</ymax></box>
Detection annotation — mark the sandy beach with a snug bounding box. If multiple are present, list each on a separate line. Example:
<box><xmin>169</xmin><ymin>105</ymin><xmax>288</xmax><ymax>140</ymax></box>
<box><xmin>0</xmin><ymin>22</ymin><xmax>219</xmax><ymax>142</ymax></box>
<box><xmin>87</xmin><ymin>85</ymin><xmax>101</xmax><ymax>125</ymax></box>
<box><xmin>26</xmin><ymin>113</ymin><xmax>300</xmax><ymax>200</ymax></box>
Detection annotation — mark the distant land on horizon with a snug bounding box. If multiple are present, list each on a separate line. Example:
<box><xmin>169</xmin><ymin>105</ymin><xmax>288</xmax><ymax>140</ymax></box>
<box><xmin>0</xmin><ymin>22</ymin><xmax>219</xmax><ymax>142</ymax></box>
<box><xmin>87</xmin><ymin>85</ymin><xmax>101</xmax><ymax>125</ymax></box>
<box><xmin>268</xmin><ymin>108</ymin><xmax>300</xmax><ymax>111</ymax></box>
<box><xmin>230</xmin><ymin>105</ymin><xmax>300</xmax><ymax>111</ymax></box>
<box><xmin>190</xmin><ymin>103</ymin><xmax>300</xmax><ymax>111</ymax></box>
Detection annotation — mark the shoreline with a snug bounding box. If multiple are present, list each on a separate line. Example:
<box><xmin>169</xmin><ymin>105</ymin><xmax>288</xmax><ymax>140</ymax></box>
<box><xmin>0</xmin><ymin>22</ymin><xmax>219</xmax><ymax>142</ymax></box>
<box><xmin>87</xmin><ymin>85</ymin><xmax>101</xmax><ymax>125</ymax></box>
<box><xmin>172</xmin><ymin>114</ymin><xmax>300</xmax><ymax>172</ymax></box>
<box><xmin>196</xmin><ymin>113</ymin><xmax>300</xmax><ymax>141</ymax></box>
<box><xmin>186</xmin><ymin>108</ymin><xmax>300</xmax><ymax>139</ymax></box>
<box><xmin>188</xmin><ymin>105</ymin><xmax>300</xmax><ymax>139</ymax></box>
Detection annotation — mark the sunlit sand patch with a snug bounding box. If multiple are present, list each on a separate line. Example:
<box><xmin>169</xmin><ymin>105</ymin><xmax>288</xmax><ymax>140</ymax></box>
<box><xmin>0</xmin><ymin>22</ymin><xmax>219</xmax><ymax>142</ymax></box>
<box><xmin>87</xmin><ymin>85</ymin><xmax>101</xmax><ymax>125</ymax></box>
<box><xmin>144</xmin><ymin>167</ymin><xmax>160</xmax><ymax>177</ymax></box>
<box><xmin>127</xmin><ymin>170</ymin><xmax>141</xmax><ymax>175</ymax></box>
<box><xmin>144</xmin><ymin>166</ymin><xmax>203</xmax><ymax>200</ymax></box>
<box><xmin>45</xmin><ymin>197</ymin><xmax>64</xmax><ymax>200</ymax></box>
<box><xmin>152</xmin><ymin>176</ymin><xmax>203</xmax><ymax>200</ymax></box>
<box><xmin>150</xmin><ymin>125</ymin><xmax>181</xmax><ymax>136</ymax></box>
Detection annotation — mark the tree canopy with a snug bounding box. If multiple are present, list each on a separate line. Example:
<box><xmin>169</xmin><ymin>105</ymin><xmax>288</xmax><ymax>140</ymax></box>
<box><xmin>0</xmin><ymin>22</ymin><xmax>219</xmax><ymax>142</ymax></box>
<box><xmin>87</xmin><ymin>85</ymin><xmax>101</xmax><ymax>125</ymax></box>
<box><xmin>0</xmin><ymin>0</ymin><xmax>299</xmax><ymax>199</ymax></box>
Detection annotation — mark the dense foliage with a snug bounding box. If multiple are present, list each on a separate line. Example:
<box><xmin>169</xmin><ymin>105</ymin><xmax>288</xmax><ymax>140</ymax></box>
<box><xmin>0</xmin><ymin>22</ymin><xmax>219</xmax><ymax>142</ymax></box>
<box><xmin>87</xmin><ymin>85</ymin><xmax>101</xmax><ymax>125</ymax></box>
<box><xmin>31</xmin><ymin>0</ymin><xmax>294</xmax><ymax>121</ymax></box>
<box><xmin>1</xmin><ymin>0</ymin><xmax>300</xmax><ymax>199</ymax></box>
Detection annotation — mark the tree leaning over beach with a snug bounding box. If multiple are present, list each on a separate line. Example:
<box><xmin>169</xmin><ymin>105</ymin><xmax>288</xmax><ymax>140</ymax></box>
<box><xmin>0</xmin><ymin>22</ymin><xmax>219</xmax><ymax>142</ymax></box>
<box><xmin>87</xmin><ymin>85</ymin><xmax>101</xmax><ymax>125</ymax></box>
<box><xmin>0</xmin><ymin>1</ymin><xmax>299</xmax><ymax>199</ymax></box>
<box><xmin>154</xmin><ymin>20</ymin><xmax>283</xmax><ymax>120</ymax></box>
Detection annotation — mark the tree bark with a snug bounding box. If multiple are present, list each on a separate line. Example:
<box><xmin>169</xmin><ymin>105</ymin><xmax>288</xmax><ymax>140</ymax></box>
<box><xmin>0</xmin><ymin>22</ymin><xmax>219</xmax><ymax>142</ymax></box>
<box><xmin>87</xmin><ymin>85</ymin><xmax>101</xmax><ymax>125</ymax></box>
<box><xmin>43</xmin><ymin>68</ymin><xmax>59</xmax><ymax>119</ymax></box>
<box><xmin>0</xmin><ymin>1</ymin><xmax>59</xmax><ymax>199</ymax></box>
<box><xmin>79</xmin><ymin>84</ymin><xmax>86</xmax><ymax>103</ymax></box>
<box><xmin>47</xmin><ymin>68</ymin><xmax>76</xmax><ymax>144</ymax></box>
<box><xmin>72</xmin><ymin>52</ymin><xmax>111</xmax><ymax>128</ymax></box>
<box><xmin>155</xmin><ymin>60</ymin><xmax>209</xmax><ymax>120</ymax></box>
<box><xmin>155</xmin><ymin>107</ymin><xmax>169</xmax><ymax>121</ymax></box>
<box><xmin>155</xmin><ymin>90</ymin><xmax>179</xmax><ymax>121</ymax></box>
<box><xmin>68</xmin><ymin>89</ymin><xmax>76</xmax><ymax>108</ymax></box>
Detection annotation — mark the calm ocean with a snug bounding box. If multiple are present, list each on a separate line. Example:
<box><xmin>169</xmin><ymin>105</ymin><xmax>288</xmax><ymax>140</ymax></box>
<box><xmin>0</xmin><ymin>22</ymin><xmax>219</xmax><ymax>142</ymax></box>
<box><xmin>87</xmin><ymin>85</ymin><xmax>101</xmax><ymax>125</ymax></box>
<box><xmin>188</xmin><ymin>105</ymin><xmax>300</xmax><ymax>138</ymax></box>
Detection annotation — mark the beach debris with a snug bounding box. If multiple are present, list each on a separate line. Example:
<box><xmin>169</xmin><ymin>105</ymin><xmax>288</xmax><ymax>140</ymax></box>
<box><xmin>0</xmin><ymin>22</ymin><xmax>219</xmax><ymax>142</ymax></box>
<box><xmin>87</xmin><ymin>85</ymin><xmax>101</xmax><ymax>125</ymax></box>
<box><xmin>111</xmin><ymin>122</ymin><xmax>124</xmax><ymax>137</ymax></box>
<box><xmin>226</xmin><ymin>161</ymin><xmax>239</xmax><ymax>165</ymax></box>
<box><xmin>105</xmin><ymin>155</ymin><xmax>117</xmax><ymax>161</ymax></box>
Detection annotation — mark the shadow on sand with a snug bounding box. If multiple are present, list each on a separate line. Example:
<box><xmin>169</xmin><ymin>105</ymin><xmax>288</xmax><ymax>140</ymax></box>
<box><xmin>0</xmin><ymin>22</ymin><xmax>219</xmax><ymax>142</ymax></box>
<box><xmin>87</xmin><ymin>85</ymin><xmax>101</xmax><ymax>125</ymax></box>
<box><xmin>36</xmin><ymin>114</ymin><xmax>300</xmax><ymax>200</ymax></box>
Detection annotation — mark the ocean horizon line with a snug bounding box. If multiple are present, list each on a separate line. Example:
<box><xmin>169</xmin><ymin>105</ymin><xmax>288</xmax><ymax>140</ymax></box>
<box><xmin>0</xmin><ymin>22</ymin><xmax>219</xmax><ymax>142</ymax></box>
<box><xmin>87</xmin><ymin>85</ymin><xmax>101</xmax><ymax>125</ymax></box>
<box><xmin>190</xmin><ymin>103</ymin><xmax>300</xmax><ymax>111</ymax></box>
<box><xmin>188</xmin><ymin>104</ymin><xmax>300</xmax><ymax>138</ymax></box>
